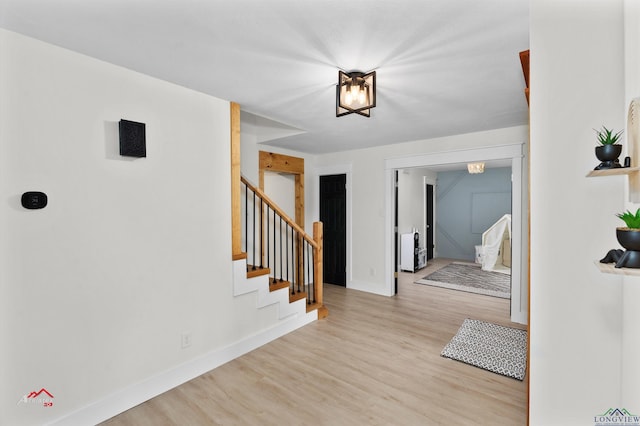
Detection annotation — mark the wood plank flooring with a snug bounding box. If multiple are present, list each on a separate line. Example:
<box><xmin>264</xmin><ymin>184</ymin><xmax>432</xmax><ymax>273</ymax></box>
<box><xmin>102</xmin><ymin>259</ymin><xmax>527</xmax><ymax>425</ymax></box>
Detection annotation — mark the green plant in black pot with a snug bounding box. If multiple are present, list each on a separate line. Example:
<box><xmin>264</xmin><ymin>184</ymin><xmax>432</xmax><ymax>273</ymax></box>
<box><xmin>617</xmin><ymin>208</ymin><xmax>640</xmax><ymax>228</ymax></box>
<box><xmin>596</xmin><ymin>126</ymin><xmax>623</xmax><ymax>145</ymax></box>
<box><xmin>594</xmin><ymin>126</ymin><xmax>623</xmax><ymax>170</ymax></box>
<box><xmin>614</xmin><ymin>208</ymin><xmax>640</xmax><ymax>268</ymax></box>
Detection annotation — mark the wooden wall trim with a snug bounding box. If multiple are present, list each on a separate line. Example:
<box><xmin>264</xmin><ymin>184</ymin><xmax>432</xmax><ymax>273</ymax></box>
<box><xmin>258</xmin><ymin>150</ymin><xmax>305</xmax><ymax>229</ymax></box>
<box><xmin>231</xmin><ymin>102</ymin><xmax>242</xmax><ymax>258</ymax></box>
<box><xmin>259</xmin><ymin>151</ymin><xmax>304</xmax><ymax>174</ymax></box>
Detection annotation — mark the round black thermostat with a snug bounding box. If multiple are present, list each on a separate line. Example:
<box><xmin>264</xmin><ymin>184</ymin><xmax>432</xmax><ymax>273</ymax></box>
<box><xmin>21</xmin><ymin>191</ymin><xmax>48</xmax><ymax>209</ymax></box>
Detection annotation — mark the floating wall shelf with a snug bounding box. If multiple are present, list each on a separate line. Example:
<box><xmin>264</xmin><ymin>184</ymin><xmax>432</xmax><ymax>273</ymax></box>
<box><xmin>586</xmin><ymin>166</ymin><xmax>640</xmax><ymax>177</ymax></box>
<box><xmin>595</xmin><ymin>261</ymin><xmax>640</xmax><ymax>276</ymax></box>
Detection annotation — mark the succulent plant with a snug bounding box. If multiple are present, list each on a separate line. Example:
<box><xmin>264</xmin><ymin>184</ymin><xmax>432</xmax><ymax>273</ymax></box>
<box><xmin>595</xmin><ymin>126</ymin><xmax>623</xmax><ymax>145</ymax></box>
<box><xmin>616</xmin><ymin>208</ymin><xmax>640</xmax><ymax>229</ymax></box>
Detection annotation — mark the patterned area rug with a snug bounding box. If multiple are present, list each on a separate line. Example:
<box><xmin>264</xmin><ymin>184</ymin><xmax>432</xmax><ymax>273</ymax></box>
<box><xmin>441</xmin><ymin>319</ymin><xmax>527</xmax><ymax>380</ymax></box>
<box><xmin>415</xmin><ymin>262</ymin><xmax>510</xmax><ymax>299</ymax></box>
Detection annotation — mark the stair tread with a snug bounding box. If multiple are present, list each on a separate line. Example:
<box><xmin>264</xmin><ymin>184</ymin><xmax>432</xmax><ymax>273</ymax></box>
<box><xmin>269</xmin><ymin>279</ymin><xmax>290</xmax><ymax>291</ymax></box>
<box><xmin>246</xmin><ymin>265</ymin><xmax>270</xmax><ymax>278</ymax></box>
<box><xmin>289</xmin><ymin>290</ymin><xmax>307</xmax><ymax>303</ymax></box>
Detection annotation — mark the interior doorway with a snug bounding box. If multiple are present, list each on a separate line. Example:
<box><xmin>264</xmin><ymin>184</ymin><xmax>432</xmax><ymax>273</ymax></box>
<box><xmin>384</xmin><ymin>143</ymin><xmax>527</xmax><ymax>325</ymax></box>
<box><xmin>319</xmin><ymin>174</ymin><xmax>347</xmax><ymax>286</ymax></box>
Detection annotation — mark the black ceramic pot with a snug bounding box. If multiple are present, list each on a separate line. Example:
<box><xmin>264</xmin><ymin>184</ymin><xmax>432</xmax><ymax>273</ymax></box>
<box><xmin>595</xmin><ymin>145</ymin><xmax>623</xmax><ymax>170</ymax></box>
<box><xmin>617</xmin><ymin>228</ymin><xmax>640</xmax><ymax>249</ymax></box>
<box><xmin>615</xmin><ymin>228</ymin><xmax>640</xmax><ymax>268</ymax></box>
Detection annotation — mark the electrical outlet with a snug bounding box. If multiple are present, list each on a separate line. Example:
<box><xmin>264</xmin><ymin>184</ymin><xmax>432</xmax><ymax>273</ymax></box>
<box><xmin>181</xmin><ymin>332</ymin><xmax>192</xmax><ymax>349</ymax></box>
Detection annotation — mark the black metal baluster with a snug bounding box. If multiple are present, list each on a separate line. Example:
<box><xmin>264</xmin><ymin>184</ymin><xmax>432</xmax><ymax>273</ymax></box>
<box><xmin>294</xmin><ymin>230</ymin><xmax>299</xmax><ymax>293</ymax></box>
<box><xmin>291</xmin><ymin>228</ymin><xmax>296</xmax><ymax>294</ymax></box>
<box><xmin>303</xmin><ymin>239</ymin><xmax>307</xmax><ymax>303</ymax></box>
<box><xmin>252</xmin><ymin>191</ymin><xmax>256</xmax><ymax>270</ymax></box>
<box><xmin>302</xmin><ymin>240</ymin><xmax>313</xmax><ymax>304</ymax></box>
<box><xmin>286</xmin><ymin>224</ymin><xmax>290</xmax><ymax>292</ymax></box>
<box><xmin>279</xmin><ymin>216</ymin><xmax>283</xmax><ymax>282</ymax></box>
<box><xmin>259</xmin><ymin>197</ymin><xmax>264</xmax><ymax>268</ymax></box>
<box><xmin>307</xmin><ymin>241</ymin><xmax>312</xmax><ymax>304</ymax></box>
<box><xmin>244</xmin><ymin>184</ymin><xmax>248</xmax><ymax>272</ymax></box>
<box><xmin>273</xmin><ymin>209</ymin><xmax>277</xmax><ymax>284</ymax></box>
<box><xmin>266</xmin><ymin>206</ymin><xmax>269</xmax><ymax>278</ymax></box>
<box><xmin>289</xmin><ymin>228</ymin><xmax>293</xmax><ymax>292</ymax></box>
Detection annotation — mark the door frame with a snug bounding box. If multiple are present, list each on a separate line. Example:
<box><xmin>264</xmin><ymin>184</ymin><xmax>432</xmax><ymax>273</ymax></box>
<box><xmin>259</xmin><ymin>151</ymin><xmax>305</xmax><ymax>228</ymax></box>
<box><xmin>315</xmin><ymin>164</ymin><xmax>352</xmax><ymax>288</ymax></box>
<box><xmin>384</xmin><ymin>143</ymin><xmax>527</xmax><ymax>324</ymax></box>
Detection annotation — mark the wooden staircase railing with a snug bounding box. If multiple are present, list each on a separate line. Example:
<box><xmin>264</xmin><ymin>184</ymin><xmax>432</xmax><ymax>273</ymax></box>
<box><xmin>230</xmin><ymin>102</ymin><xmax>327</xmax><ymax>318</ymax></box>
<box><xmin>239</xmin><ymin>176</ymin><xmax>326</xmax><ymax>315</ymax></box>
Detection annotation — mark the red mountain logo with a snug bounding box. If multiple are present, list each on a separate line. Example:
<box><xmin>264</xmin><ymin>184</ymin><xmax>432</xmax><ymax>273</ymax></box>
<box><xmin>27</xmin><ymin>388</ymin><xmax>54</xmax><ymax>399</ymax></box>
<box><xmin>17</xmin><ymin>388</ymin><xmax>54</xmax><ymax>407</ymax></box>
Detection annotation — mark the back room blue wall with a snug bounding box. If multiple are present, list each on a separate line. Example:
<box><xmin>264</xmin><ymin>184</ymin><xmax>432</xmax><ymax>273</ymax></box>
<box><xmin>436</xmin><ymin>167</ymin><xmax>511</xmax><ymax>261</ymax></box>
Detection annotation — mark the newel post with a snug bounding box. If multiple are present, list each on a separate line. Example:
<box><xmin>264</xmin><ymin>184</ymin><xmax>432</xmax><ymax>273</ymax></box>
<box><xmin>313</xmin><ymin>221</ymin><xmax>324</xmax><ymax>307</ymax></box>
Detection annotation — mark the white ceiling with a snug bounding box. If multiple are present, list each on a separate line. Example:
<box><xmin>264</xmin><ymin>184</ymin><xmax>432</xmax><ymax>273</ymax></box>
<box><xmin>0</xmin><ymin>0</ymin><xmax>529</xmax><ymax>155</ymax></box>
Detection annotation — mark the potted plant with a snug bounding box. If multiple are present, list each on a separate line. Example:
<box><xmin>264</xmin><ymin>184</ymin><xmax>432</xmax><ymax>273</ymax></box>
<box><xmin>614</xmin><ymin>208</ymin><xmax>640</xmax><ymax>268</ymax></box>
<box><xmin>594</xmin><ymin>126</ymin><xmax>624</xmax><ymax>170</ymax></box>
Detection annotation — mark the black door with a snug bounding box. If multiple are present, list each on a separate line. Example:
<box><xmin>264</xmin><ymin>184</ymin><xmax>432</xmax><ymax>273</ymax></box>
<box><xmin>320</xmin><ymin>174</ymin><xmax>346</xmax><ymax>286</ymax></box>
<box><xmin>426</xmin><ymin>183</ymin><xmax>434</xmax><ymax>260</ymax></box>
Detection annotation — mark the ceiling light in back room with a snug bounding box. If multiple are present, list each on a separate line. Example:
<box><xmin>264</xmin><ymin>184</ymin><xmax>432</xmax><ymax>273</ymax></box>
<box><xmin>467</xmin><ymin>162</ymin><xmax>485</xmax><ymax>174</ymax></box>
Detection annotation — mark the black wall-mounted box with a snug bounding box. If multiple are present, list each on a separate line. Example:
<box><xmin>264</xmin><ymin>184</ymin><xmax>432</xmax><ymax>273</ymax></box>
<box><xmin>119</xmin><ymin>119</ymin><xmax>146</xmax><ymax>157</ymax></box>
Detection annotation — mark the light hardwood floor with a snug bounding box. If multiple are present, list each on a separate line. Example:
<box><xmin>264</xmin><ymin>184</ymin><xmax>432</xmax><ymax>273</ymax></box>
<box><xmin>102</xmin><ymin>259</ymin><xmax>527</xmax><ymax>425</ymax></box>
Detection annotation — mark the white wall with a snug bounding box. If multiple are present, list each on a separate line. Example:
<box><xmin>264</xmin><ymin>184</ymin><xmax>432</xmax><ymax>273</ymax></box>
<box><xmin>0</xmin><ymin>29</ymin><xmax>294</xmax><ymax>425</ymax></box>
<box><xmin>398</xmin><ymin>168</ymin><xmax>433</xmax><ymax>241</ymax></box>
<box><xmin>530</xmin><ymin>1</ymin><xmax>625</xmax><ymax>424</ymax></box>
<box><xmin>623</xmin><ymin>0</ymin><xmax>640</xmax><ymax>408</ymax></box>
<box><xmin>264</xmin><ymin>172</ymin><xmax>296</xmax><ymax>217</ymax></box>
<box><xmin>313</xmin><ymin>126</ymin><xmax>528</xmax><ymax>295</ymax></box>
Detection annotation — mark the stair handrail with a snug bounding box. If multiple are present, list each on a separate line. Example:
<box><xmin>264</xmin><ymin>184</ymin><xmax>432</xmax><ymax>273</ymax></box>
<box><xmin>241</xmin><ymin>175</ymin><xmax>318</xmax><ymax>250</ymax></box>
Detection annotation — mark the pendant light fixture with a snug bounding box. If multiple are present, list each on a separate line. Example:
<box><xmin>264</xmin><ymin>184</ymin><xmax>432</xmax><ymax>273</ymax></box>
<box><xmin>467</xmin><ymin>162</ymin><xmax>485</xmax><ymax>174</ymax></box>
<box><xmin>336</xmin><ymin>70</ymin><xmax>376</xmax><ymax>117</ymax></box>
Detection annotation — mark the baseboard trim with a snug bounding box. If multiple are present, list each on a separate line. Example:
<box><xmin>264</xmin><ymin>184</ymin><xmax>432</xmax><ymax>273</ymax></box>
<box><xmin>347</xmin><ymin>280</ymin><xmax>393</xmax><ymax>296</ymax></box>
<box><xmin>46</xmin><ymin>311</ymin><xmax>317</xmax><ymax>426</ymax></box>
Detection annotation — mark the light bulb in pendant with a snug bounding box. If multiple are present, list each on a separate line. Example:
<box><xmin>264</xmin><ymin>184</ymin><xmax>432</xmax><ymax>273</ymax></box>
<box><xmin>358</xmin><ymin>86</ymin><xmax>366</xmax><ymax>104</ymax></box>
<box><xmin>345</xmin><ymin>87</ymin><xmax>353</xmax><ymax>105</ymax></box>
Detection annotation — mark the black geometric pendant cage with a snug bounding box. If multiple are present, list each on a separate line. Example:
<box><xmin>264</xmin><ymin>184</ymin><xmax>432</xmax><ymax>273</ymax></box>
<box><xmin>336</xmin><ymin>70</ymin><xmax>376</xmax><ymax>117</ymax></box>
